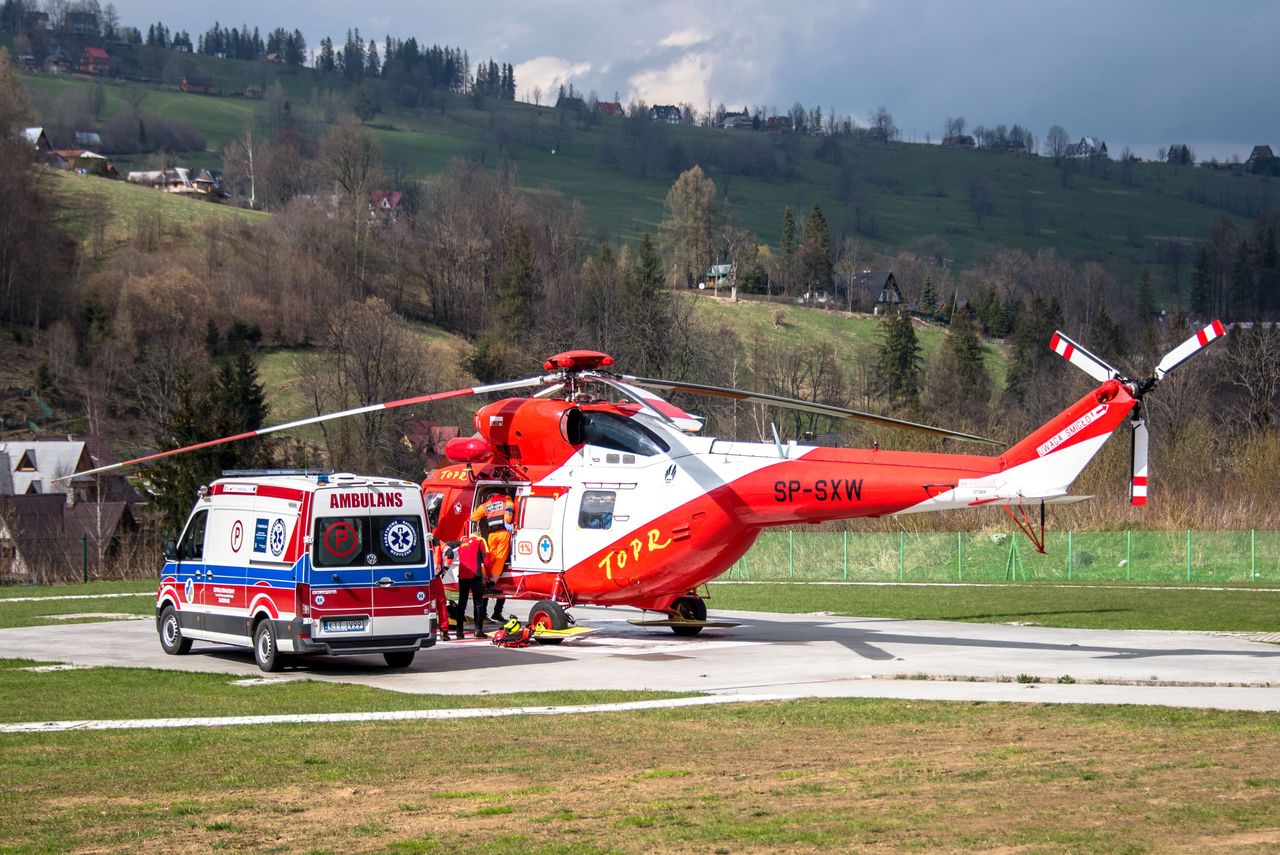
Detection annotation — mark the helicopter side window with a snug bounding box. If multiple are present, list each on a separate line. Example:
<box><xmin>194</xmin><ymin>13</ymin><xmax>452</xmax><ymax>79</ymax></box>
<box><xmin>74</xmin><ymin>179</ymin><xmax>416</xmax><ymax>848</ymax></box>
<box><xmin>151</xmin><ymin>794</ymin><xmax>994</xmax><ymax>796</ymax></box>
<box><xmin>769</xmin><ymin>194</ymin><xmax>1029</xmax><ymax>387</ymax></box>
<box><xmin>578</xmin><ymin>491</ymin><xmax>616</xmax><ymax>530</ymax></box>
<box><xmin>582</xmin><ymin>412</ymin><xmax>669</xmax><ymax>457</ymax></box>
<box><xmin>522</xmin><ymin>496</ymin><xmax>555</xmax><ymax>530</ymax></box>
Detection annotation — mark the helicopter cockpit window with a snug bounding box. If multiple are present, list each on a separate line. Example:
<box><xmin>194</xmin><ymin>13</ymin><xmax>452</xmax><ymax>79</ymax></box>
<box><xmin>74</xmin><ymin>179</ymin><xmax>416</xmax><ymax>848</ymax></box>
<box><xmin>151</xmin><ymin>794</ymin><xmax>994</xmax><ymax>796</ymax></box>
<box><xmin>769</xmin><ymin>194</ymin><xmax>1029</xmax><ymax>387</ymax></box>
<box><xmin>578</xmin><ymin>491</ymin><xmax>616</xmax><ymax>530</ymax></box>
<box><xmin>581</xmin><ymin>411</ymin><xmax>669</xmax><ymax>457</ymax></box>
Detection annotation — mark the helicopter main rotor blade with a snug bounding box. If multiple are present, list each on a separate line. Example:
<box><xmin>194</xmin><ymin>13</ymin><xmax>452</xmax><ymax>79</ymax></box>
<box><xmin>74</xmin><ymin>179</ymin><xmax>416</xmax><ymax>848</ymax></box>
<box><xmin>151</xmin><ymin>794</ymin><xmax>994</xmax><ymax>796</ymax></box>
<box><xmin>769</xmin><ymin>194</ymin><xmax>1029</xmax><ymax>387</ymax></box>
<box><xmin>618</xmin><ymin>375</ymin><xmax>999</xmax><ymax>445</ymax></box>
<box><xmin>1154</xmin><ymin>320</ymin><xmax>1226</xmax><ymax>381</ymax></box>
<box><xmin>1049</xmin><ymin>331</ymin><xmax>1123</xmax><ymax>383</ymax></box>
<box><xmin>58</xmin><ymin>375</ymin><xmax>554</xmax><ymax>483</ymax></box>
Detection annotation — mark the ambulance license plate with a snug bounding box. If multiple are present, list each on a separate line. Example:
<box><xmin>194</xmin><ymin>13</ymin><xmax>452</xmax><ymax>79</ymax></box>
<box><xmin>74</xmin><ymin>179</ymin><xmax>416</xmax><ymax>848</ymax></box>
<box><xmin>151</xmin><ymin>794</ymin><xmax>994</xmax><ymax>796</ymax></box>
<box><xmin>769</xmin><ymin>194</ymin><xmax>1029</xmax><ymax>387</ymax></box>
<box><xmin>323</xmin><ymin>618</ymin><xmax>367</xmax><ymax>633</ymax></box>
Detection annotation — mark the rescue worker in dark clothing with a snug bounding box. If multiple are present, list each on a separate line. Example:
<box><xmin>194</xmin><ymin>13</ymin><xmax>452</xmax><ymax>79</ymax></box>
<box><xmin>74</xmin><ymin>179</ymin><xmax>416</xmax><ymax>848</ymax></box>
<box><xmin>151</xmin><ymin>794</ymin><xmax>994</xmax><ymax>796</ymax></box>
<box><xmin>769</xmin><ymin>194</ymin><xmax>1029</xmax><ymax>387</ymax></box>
<box><xmin>451</xmin><ymin>516</ymin><xmax>489</xmax><ymax>639</ymax></box>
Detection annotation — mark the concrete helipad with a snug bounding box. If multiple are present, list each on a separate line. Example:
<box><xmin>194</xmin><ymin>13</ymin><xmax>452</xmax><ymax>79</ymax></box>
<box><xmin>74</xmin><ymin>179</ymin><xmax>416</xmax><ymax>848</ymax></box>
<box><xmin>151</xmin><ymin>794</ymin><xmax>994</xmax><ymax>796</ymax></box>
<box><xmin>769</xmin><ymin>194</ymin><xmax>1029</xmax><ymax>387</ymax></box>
<box><xmin>5</xmin><ymin>606</ymin><xmax>1280</xmax><ymax>711</ymax></box>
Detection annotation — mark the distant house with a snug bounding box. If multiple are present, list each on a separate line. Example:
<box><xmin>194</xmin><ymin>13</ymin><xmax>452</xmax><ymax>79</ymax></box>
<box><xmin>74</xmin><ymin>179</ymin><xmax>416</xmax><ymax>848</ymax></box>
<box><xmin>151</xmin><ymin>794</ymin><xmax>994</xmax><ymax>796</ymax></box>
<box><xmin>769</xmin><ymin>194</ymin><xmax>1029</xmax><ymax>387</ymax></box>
<box><xmin>722</xmin><ymin>114</ymin><xmax>754</xmax><ymax>130</ymax></box>
<box><xmin>846</xmin><ymin>271</ymin><xmax>899</xmax><ymax>314</ymax></box>
<box><xmin>595</xmin><ymin>100</ymin><xmax>624</xmax><ymax>117</ymax></box>
<box><xmin>1064</xmin><ymin>136</ymin><xmax>1108</xmax><ymax>159</ymax></box>
<box><xmin>263</xmin><ymin>52</ymin><xmax>283</xmax><ymax>64</ymax></box>
<box><xmin>0</xmin><ymin>437</ymin><xmax>141</xmax><ymax>581</ymax></box>
<box><xmin>191</xmin><ymin>168</ymin><xmax>226</xmax><ymax>197</ymax></box>
<box><xmin>698</xmin><ymin>263</ymin><xmax>735</xmax><ymax>291</ymax></box>
<box><xmin>22</xmin><ymin>127</ymin><xmax>51</xmax><ymax>152</ymax></box>
<box><xmin>1247</xmin><ymin>145</ymin><xmax>1275</xmax><ymax>167</ymax></box>
<box><xmin>180</xmin><ymin>75</ymin><xmax>217</xmax><ymax>95</ymax></box>
<box><xmin>369</xmin><ymin>190</ymin><xmax>404</xmax><ymax>224</ymax></box>
<box><xmin>941</xmin><ymin>135</ymin><xmax>977</xmax><ymax>148</ymax></box>
<box><xmin>80</xmin><ymin>46</ymin><xmax>110</xmax><ymax>75</ymax></box>
<box><xmin>44</xmin><ymin>47</ymin><xmax>75</xmax><ymax>74</ymax></box>
<box><xmin>650</xmin><ymin>104</ymin><xmax>681</xmax><ymax>124</ymax></box>
<box><xmin>556</xmin><ymin>95</ymin><xmax>586</xmax><ymax>113</ymax></box>
<box><xmin>67</xmin><ymin>10</ymin><xmax>100</xmax><ymax>38</ymax></box>
<box><xmin>74</xmin><ymin>131</ymin><xmax>103</xmax><ymax>148</ymax></box>
<box><xmin>766</xmin><ymin>115</ymin><xmax>793</xmax><ymax>134</ymax></box>
<box><xmin>17</xmin><ymin>54</ymin><xmax>38</xmax><ymax>72</ymax></box>
<box><xmin>244</xmin><ymin>85</ymin><xmax>263</xmax><ymax>100</ymax></box>
<box><xmin>52</xmin><ymin>150</ymin><xmax>118</xmax><ymax>179</ymax></box>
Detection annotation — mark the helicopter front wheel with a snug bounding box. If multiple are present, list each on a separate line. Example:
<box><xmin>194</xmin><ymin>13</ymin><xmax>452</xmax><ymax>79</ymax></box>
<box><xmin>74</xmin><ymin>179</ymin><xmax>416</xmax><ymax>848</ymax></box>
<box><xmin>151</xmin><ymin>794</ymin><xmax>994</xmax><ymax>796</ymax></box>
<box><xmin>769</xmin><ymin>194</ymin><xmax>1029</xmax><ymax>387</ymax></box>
<box><xmin>670</xmin><ymin>595</ymin><xmax>708</xmax><ymax>637</ymax></box>
<box><xmin>529</xmin><ymin>599</ymin><xmax>569</xmax><ymax>645</ymax></box>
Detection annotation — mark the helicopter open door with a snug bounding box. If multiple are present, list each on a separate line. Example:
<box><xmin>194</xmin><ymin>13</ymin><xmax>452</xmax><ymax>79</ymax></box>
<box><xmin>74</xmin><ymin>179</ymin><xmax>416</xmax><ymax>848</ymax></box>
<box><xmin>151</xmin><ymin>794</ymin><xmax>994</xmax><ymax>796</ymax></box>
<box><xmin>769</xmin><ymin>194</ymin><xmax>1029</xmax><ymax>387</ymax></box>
<box><xmin>510</xmin><ymin>485</ymin><xmax>567</xmax><ymax>577</ymax></box>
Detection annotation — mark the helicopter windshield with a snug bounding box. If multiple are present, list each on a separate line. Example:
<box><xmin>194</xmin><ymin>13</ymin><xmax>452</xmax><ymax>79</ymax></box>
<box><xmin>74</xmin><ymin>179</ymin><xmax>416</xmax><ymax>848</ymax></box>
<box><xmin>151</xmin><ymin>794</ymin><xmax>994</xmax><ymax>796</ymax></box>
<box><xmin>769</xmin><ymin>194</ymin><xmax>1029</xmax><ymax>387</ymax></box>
<box><xmin>581</xmin><ymin>411</ymin><xmax>669</xmax><ymax>457</ymax></box>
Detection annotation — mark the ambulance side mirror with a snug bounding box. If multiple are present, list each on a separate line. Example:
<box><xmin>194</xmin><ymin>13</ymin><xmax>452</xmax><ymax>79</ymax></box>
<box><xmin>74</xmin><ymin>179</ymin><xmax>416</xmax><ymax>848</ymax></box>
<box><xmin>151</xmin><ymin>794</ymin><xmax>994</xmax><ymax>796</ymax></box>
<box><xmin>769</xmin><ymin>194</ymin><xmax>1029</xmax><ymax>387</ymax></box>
<box><xmin>162</xmin><ymin>540</ymin><xmax>178</xmax><ymax>561</ymax></box>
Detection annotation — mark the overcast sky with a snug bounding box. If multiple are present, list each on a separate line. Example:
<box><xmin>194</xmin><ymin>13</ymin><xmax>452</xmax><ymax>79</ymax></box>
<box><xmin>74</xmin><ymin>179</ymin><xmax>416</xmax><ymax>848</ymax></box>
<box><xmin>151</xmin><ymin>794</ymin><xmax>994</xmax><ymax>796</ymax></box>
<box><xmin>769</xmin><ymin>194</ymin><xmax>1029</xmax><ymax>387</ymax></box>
<box><xmin>119</xmin><ymin>0</ymin><xmax>1276</xmax><ymax>161</ymax></box>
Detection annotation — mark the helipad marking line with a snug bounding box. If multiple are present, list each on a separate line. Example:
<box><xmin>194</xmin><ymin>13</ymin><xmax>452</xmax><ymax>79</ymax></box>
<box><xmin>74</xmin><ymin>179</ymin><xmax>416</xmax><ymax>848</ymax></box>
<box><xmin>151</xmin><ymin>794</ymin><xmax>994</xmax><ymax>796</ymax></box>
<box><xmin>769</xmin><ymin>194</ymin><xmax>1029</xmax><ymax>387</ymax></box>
<box><xmin>0</xmin><ymin>593</ymin><xmax>152</xmax><ymax>604</ymax></box>
<box><xmin>0</xmin><ymin>693</ymin><xmax>801</xmax><ymax>734</ymax></box>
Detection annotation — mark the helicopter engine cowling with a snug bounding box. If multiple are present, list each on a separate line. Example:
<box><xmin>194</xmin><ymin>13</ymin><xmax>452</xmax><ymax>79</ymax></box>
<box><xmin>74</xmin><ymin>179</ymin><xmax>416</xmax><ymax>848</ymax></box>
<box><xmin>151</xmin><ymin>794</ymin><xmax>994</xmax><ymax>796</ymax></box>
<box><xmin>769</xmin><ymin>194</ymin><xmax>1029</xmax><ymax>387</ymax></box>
<box><xmin>474</xmin><ymin>398</ymin><xmax>582</xmax><ymax>468</ymax></box>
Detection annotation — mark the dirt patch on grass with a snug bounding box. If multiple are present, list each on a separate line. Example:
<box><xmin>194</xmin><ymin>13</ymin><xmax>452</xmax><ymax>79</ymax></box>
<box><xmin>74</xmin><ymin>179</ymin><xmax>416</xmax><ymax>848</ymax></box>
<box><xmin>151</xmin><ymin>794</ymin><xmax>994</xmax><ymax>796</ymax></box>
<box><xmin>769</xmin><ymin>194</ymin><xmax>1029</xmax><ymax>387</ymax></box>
<box><xmin>8</xmin><ymin>700</ymin><xmax>1280</xmax><ymax>852</ymax></box>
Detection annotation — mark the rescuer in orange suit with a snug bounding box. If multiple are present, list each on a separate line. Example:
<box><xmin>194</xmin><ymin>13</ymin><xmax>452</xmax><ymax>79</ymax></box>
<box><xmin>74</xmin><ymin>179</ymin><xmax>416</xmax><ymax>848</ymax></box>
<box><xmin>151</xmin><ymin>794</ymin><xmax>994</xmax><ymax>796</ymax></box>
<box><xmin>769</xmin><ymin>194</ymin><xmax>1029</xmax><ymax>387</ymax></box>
<box><xmin>471</xmin><ymin>488</ymin><xmax>514</xmax><ymax>622</ymax></box>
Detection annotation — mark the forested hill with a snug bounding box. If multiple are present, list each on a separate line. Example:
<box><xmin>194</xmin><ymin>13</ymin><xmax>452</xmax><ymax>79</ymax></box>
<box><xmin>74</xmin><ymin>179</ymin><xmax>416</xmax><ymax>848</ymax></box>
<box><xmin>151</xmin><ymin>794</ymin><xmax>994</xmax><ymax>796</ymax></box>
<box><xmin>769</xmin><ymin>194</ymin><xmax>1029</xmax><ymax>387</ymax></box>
<box><xmin>15</xmin><ymin>37</ymin><xmax>1274</xmax><ymax>295</ymax></box>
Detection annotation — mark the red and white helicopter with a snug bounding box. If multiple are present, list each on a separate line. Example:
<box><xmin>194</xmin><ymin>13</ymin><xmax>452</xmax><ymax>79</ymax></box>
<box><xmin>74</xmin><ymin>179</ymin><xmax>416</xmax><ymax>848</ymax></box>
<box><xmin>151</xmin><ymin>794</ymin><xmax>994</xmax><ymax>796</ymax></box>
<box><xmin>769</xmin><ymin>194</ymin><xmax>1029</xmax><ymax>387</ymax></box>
<box><xmin>73</xmin><ymin>320</ymin><xmax>1226</xmax><ymax>636</ymax></box>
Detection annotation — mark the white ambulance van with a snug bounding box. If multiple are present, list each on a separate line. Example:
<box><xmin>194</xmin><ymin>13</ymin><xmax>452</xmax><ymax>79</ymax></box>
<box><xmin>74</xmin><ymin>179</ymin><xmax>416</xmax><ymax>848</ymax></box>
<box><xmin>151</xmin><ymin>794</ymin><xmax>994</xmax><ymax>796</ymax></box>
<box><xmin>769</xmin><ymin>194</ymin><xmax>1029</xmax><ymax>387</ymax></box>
<box><xmin>155</xmin><ymin>472</ymin><xmax>437</xmax><ymax>671</ymax></box>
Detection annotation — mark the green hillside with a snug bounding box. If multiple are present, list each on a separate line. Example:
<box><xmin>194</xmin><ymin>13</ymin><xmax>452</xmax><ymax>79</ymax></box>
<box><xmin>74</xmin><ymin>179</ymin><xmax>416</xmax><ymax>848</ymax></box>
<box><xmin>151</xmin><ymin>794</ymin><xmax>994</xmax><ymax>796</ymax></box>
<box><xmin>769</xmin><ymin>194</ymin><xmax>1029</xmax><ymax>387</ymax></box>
<box><xmin>20</xmin><ymin>52</ymin><xmax>1270</xmax><ymax>289</ymax></box>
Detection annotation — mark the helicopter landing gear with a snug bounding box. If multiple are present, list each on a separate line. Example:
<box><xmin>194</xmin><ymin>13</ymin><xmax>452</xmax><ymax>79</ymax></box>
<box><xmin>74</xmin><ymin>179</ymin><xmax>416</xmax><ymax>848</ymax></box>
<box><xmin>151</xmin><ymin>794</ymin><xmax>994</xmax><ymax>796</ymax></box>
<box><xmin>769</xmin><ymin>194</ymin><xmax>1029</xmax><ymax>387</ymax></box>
<box><xmin>669</xmin><ymin>595</ymin><xmax>708</xmax><ymax>637</ymax></box>
<box><xmin>529</xmin><ymin>599</ymin><xmax>569</xmax><ymax>645</ymax></box>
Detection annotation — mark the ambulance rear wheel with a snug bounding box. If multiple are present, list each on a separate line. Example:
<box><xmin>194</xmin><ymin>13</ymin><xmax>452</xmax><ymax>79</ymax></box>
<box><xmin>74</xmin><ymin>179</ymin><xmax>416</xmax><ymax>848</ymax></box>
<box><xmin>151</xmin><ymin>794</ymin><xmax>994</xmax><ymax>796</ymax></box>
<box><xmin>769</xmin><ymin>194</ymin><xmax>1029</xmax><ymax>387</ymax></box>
<box><xmin>529</xmin><ymin>599</ymin><xmax>567</xmax><ymax>645</ymax></box>
<box><xmin>158</xmin><ymin>606</ymin><xmax>191</xmax><ymax>655</ymax></box>
<box><xmin>383</xmin><ymin>651</ymin><xmax>416</xmax><ymax>668</ymax></box>
<box><xmin>253</xmin><ymin>620</ymin><xmax>284</xmax><ymax>672</ymax></box>
<box><xmin>670</xmin><ymin>596</ymin><xmax>707</xmax><ymax>637</ymax></box>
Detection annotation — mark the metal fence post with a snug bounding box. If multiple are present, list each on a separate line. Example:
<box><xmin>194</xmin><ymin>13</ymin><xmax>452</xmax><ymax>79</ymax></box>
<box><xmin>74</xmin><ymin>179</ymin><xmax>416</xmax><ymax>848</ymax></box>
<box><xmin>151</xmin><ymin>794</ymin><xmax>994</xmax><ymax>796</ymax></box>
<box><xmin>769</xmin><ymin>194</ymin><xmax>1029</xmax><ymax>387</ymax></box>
<box><xmin>842</xmin><ymin>531</ymin><xmax>848</xmax><ymax>581</ymax></box>
<box><xmin>1186</xmin><ymin>530</ymin><xmax>1192</xmax><ymax>583</ymax></box>
<box><xmin>1252</xmin><ymin>529</ymin><xmax>1257</xmax><ymax>583</ymax></box>
<box><xmin>82</xmin><ymin>533</ymin><xmax>88</xmax><ymax>584</ymax></box>
<box><xmin>1067</xmin><ymin>530</ymin><xmax>1073</xmax><ymax>581</ymax></box>
<box><xmin>1126</xmin><ymin>530</ymin><xmax>1132</xmax><ymax>583</ymax></box>
<box><xmin>899</xmin><ymin>531</ymin><xmax>905</xmax><ymax>581</ymax></box>
<box><xmin>957</xmin><ymin>531</ymin><xmax>963</xmax><ymax>580</ymax></box>
<box><xmin>788</xmin><ymin>530</ymin><xmax>794</xmax><ymax>578</ymax></box>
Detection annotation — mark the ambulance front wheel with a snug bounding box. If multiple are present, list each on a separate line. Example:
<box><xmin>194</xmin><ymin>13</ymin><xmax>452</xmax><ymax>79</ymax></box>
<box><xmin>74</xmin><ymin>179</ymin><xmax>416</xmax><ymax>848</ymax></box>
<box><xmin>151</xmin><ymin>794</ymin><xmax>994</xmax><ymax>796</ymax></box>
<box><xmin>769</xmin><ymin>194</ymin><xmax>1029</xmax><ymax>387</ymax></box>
<box><xmin>529</xmin><ymin>599</ymin><xmax>567</xmax><ymax>645</ymax></box>
<box><xmin>253</xmin><ymin>620</ymin><xmax>284</xmax><ymax>672</ymax></box>
<box><xmin>383</xmin><ymin>650</ymin><xmax>416</xmax><ymax>668</ymax></box>
<box><xmin>158</xmin><ymin>606</ymin><xmax>192</xmax><ymax>655</ymax></box>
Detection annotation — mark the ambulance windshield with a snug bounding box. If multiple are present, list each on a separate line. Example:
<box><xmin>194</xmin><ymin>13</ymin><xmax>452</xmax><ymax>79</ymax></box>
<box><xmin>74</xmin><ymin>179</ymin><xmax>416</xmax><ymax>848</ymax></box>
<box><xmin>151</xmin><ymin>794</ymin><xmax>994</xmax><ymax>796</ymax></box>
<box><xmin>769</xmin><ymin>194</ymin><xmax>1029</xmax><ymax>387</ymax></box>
<box><xmin>314</xmin><ymin>515</ymin><xmax>425</xmax><ymax>567</ymax></box>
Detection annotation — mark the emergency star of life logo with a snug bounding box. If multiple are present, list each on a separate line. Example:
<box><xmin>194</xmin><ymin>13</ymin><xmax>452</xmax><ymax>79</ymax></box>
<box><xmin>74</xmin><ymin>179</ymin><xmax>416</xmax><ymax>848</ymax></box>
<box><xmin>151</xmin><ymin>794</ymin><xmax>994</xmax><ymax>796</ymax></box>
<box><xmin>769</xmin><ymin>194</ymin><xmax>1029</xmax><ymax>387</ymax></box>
<box><xmin>382</xmin><ymin>520</ymin><xmax>417</xmax><ymax>558</ymax></box>
<box><xmin>268</xmin><ymin>518</ymin><xmax>287</xmax><ymax>557</ymax></box>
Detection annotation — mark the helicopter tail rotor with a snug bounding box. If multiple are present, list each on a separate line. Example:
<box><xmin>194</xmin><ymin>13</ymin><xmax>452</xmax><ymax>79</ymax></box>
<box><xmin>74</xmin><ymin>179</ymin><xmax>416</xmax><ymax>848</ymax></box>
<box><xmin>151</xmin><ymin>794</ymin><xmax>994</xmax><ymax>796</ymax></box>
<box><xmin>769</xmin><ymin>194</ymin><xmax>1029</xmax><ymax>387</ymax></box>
<box><xmin>1049</xmin><ymin>320</ymin><xmax>1226</xmax><ymax>508</ymax></box>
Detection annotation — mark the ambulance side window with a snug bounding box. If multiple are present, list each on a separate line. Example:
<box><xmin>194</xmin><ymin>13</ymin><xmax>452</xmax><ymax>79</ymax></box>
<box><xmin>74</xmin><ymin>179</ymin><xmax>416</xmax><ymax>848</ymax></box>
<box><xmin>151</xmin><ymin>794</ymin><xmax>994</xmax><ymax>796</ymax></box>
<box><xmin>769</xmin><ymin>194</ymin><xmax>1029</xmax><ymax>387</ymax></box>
<box><xmin>578</xmin><ymin>491</ymin><xmax>616</xmax><ymax>530</ymax></box>
<box><xmin>178</xmin><ymin>510</ymin><xmax>208</xmax><ymax>561</ymax></box>
<box><xmin>314</xmin><ymin>517</ymin><xmax>365</xmax><ymax>567</ymax></box>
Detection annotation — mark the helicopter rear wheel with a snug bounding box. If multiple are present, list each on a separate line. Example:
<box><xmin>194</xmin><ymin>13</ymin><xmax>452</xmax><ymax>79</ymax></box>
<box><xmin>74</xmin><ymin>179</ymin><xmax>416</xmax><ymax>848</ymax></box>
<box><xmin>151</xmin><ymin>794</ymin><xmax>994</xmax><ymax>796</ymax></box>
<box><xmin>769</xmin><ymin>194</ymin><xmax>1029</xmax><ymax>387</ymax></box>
<box><xmin>670</xmin><ymin>595</ymin><xmax>707</xmax><ymax>637</ymax></box>
<box><xmin>529</xmin><ymin>599</ymin><xmax>568</xmax><ymax>645</ymax></box>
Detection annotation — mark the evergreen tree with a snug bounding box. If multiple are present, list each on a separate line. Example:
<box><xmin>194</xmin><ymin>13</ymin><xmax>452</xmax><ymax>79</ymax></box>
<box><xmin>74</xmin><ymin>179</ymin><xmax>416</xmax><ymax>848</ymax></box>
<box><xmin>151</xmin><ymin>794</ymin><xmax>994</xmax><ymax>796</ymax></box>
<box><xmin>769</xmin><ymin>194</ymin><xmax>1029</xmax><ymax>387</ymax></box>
<box><xmin>150</xmin><ymin>350</ymin><xmax>271</xmax><ymax>532</ymax></box>
<box><xmin>1087</xmin><ymin>305</ymin><xmax>1125</xmax><ymax>357</ymax></box>
<box><xmin>318</xmin><ymin>36</ymin><xmax>335</xmax><ymax>72</ymax></box>
<box><xmin>1004</xmin><ymin>295</ymin><xmax>1064</xmax><ymax>418</ymax></box>
<box><xmin>924</xmin><ymin>305</ymin><xmax>990</xmax><ymax>424</ymax></box>
<box><xmin>873</xmin><ymin>306</ymin><xmax>921</xmax><ymax>412</ymax></box>
<box><xmin>780</xmin><ymin>207</ymin><xmax>797</xmax><ymax>292</ymax></box>
<box><xmin>1137</xmin><ymin>269</ymin><xmax>1156</xmax><ymax>320</ymax></box>
<box><xmin>919</xmin><ymin>276</ymin><xmax>938</xmax><ymax>318</ymax></box>
<box><xmin>365</xmin><ymin>39</ymin><xmax>381</xmax><ymax>77</ymax></box>
<box><xmin>494</xmin><ymin>227</ymin><xmax>541</xmax><ymax>344</ymax></box>
<box><xmin>1231</xmin><ymin>239</ymin><xmax>1256</xmax><ymax>320</ymax></box>
<box><xmin>800</xmin><ymin>201</ymin><xmax>833</xmax><ymax>294</ymax></box>
<box><xmin>1190</xmin><ymin>247</ymin><xmax>1211</xmax><ymax>316</ymax></box>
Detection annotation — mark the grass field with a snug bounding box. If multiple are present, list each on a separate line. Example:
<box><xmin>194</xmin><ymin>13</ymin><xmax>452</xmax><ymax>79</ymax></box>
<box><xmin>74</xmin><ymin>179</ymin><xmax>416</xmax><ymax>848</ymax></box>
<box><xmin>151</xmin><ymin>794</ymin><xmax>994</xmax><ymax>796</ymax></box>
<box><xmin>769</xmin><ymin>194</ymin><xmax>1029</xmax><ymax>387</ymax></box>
<box><xmin>2</xmin><ymin>697</ymin><xmax>1279</xmax><ymax>852</ymax></box>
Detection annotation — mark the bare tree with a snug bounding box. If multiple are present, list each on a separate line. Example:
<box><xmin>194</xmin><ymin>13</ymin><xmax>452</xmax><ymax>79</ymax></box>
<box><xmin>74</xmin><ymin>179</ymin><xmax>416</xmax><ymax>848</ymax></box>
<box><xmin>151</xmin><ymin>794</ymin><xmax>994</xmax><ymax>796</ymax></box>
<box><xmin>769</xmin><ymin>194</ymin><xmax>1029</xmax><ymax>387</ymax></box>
<box><xmin>869</xmin><ymin>106</ymin><xmax>898</xmax><ymax>146</ymax></box>
<box><xmin>1046</xmin><ymin>124</ymin><xmax>1071</xmax><ymax>161</ymax></box>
